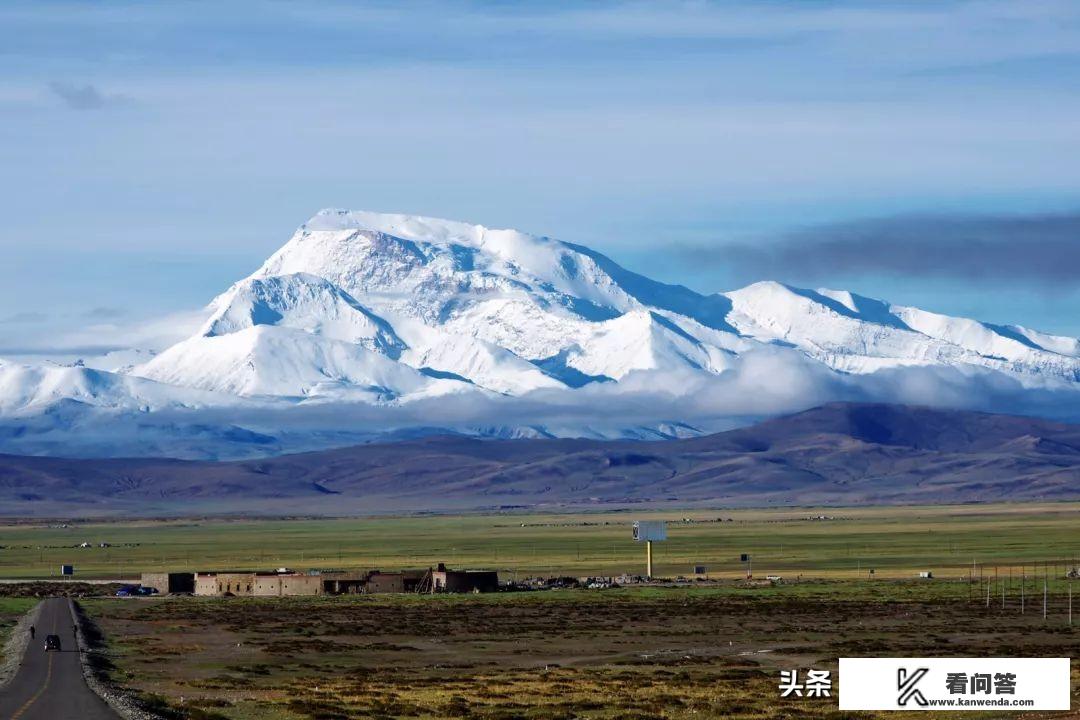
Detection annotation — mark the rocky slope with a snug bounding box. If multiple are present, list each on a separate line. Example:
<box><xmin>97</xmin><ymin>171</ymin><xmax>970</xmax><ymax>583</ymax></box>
<box><xmin>1</xmin><ymin>403</ymin><xmax>1077</xmax><ymax>516</ymax></box>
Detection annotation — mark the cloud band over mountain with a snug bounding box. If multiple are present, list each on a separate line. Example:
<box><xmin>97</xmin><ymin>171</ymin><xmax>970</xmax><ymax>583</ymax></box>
<box><xmin>697</xmin><ymin>211</ymin><xmax>1080</xmax><ymax>284</ymax></box>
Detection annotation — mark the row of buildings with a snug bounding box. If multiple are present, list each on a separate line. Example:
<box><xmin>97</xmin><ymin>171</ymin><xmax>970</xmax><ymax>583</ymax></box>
<box><xmin>140</xmin><ymin>563</ymin><xmax>498</xmax><ymax>597</ymax></box>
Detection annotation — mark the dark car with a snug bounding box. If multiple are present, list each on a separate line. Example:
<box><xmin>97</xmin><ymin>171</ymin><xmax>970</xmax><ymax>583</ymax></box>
<box><xmin>116</xmin><ymin>585</ymin><xmax>158</xmax><ymax>597</ymax></box>
<box><xmin>44</xmin><ymin>634</ymin><xmax>61</xmax><ymax>652</ymax></box>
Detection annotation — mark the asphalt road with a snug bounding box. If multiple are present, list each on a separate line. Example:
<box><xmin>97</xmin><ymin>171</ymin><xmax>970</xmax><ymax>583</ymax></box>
<box><xmin>0</xmin><ymin>598</ymin><xmax>118</xmax><ymax>720</ymax></box>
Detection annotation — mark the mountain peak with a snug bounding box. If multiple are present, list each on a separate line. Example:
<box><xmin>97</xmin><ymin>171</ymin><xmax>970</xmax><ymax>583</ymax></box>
<box><xmin>84</xmin><ymin>209</ymin><xmax>1080</xmax><ymax>393</ymax></box>
<box><xmin>300</xmin><ymin>208</ymin><xmax>491</xmax><ymax>247</ymax></box>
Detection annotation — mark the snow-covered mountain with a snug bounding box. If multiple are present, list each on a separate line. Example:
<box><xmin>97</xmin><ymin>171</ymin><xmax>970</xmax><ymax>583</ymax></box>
<box><xmin>1</xmin><ymin>208</ymin><xmax>1078</xmax><ymax>458</ymax></box>
<box><xmin>724</xmin><ymin>282</ymin><xmax>1080</xmax><ymax>380</ymax></box>
<box><xmin>215</xmin><ymin>208</ymin><xmax>1079</xmax><ymax>388</ymax></box>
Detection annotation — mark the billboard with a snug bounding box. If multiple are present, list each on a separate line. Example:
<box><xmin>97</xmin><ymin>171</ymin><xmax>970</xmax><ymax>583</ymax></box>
<box><xmin>632</xmin><ymin>520</ymin><xmax>667</xmax><ymax>542</ymax></box>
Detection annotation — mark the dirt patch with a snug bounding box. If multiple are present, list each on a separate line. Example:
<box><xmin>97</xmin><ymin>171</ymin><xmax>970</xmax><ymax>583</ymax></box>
<box><xmin>82</xmin><ymin>583</ymin><xmax>1080</xmax><ymax>719</ymax></box>
<box><xmin>0</xmin><ymin>582</ymin><xmax>123</xmax><ymax>598</ymax></box>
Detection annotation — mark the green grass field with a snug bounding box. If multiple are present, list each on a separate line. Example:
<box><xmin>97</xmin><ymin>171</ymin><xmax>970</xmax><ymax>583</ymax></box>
<box><xmin>0</xmin><ymin>502</ymin><xmax>1077</xmax><ymax>582</ymax></box>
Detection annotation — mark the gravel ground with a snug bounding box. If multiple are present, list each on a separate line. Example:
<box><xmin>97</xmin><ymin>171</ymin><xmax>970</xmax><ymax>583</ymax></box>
<box><xmin>0</xmin><ymin>600</ymin><xmax>41</xmax><ymax>689</ymax></box>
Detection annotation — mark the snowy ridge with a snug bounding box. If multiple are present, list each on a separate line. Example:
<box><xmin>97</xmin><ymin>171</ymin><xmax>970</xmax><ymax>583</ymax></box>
<box><xmin>724</xmin><ymin>281</ymin><xmax>1080</xmax><ymax>382</ymax></box>
<box><xmin>2</xmin><ymin>208</ymin><xmax>1079</xmax><ymax>458</ymax></box>
<box><xmin>203</xmin><ymin>273</ymin><xmax>406</xmax><ymax>357</ymax></box>
<box><xmin>0</xmin><ymin>359</ymin><xmax>228</xmax><ymax>414</ymax></box>
<box><xmin>137</xmin><ymin>325</ymin><xmax>459</xmax><ymax>400</ymax></box>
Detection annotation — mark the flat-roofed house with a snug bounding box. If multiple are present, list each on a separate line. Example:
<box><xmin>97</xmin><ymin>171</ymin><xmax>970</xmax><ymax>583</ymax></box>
<box><xmin>194</xmin><ymin>572</ymin><xmax>255</xmax><ymax>596</ymax></box>
<box><xmin>364</xmin><ymin>571</ymin><xmax>405</xmax><ymax>594</ymax></box>
<box><xmin>431</xmin><ymin>563</ymin><xmax>499</xmax><ymax>593</ymax></box>
<box><xmin>141</xmin><ymin>572</ymin><xmax>195</xmax><ymax>595</ymax></box>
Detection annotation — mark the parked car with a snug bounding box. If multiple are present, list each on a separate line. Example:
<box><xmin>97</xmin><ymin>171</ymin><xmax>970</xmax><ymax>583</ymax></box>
<box><xmin>134</xmin><ymin>586</ymin><xmax>159</xmax><ymax>596</ymax></box>
<box><xmin>44</xmin><ymin>634</ymin><xmax>61</xmax><ymax>652</ymax></box>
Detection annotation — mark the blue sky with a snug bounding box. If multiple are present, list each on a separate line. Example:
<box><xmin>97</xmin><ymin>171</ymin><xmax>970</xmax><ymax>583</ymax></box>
<box><xmin>2</xmin><ymin>0</ymin><xmax>1080</xmax><ymax>354</ymax></box>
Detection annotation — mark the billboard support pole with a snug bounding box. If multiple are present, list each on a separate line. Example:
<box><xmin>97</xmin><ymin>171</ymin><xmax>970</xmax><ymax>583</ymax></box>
<box><xmin>632</xmin><ymin>520</ymin><xmax>666</xmax><ymax>580</ymax></box>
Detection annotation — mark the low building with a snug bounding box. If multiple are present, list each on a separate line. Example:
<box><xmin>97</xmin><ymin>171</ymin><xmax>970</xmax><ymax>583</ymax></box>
<box><xmin>141</xmin><ymin>572</ymin><xmax>195</xmax><ymax>595</ymax></box>
<box><xmin>402</xmin><ymin>569</ymin><xmax>429</xmax><ymax>593</ymax></box>
<box><xmin>319</xmin><ymin>571</ymin><xmax>367</xmax><ymax>595</ymax></box>
<box><xmin>196</xmin><ymin>570</ymin><xmax>325</xmax><ymax>597</ymax></box>
<box><xmin>253</xmin><ymin>572</ymin><xmax>323</xmax><ymax>596</ymax></box>
<box><xmin>195</xmin><ymin>572</ymin><xmax>256</xmax><ymax>597</ymax></box>
<box><xmin>431</xmin><ymin>563</ymin><xmax>499</xmax><ymax>593</ymax></box>
<box><xmin>364</xmin><ymin>571</ymin><xmax>405</xmax><ymax>594</ymax></box>
<box><xmin>184</xmin><ymin>564</ymin><xmax>498</xmax><ymax>596</ymax></box>
<box><xmin>253</xmin><ymin>574</ymin><xmax>282</xmax><ymax>596</ymax></box>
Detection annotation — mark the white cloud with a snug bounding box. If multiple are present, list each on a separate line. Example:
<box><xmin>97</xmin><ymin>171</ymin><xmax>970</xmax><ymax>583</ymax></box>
<box><xmin>0</xmin><ymin>307</ymin><xmax>209</xmax><ymax>360</ymax></box>
<box><xmin>4</xmin><ymin>346</ymin><xmax>1071</xmax><ymax>459</ymax></box>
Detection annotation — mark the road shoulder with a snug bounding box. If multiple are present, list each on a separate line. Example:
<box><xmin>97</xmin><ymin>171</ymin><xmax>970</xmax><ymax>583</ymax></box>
<box><xmin>0</xmin><ymin>599</ymin><xmax>41</xmax><ymax>689</ymax></box>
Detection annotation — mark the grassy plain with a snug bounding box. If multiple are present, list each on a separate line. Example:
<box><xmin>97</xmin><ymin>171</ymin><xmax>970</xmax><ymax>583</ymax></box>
<box><xmin>1</xmin><ymin>503</ymin><xmax>1078</xmax><ymax>581</ymax></box>
<box><xmin>81</xmin><ymin>582</ymin><xmax>1080</xmax><ymax>720</ymax></box>
<box><xmin>3</xmin><ymin>503</ymin><xmax>1075</xmax><ymax>719</ymax></box>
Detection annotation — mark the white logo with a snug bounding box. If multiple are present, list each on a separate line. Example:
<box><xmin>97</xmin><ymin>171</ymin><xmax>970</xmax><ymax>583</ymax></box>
<box><xmin>840</xmin><ymin>658</ymin><xmax>1070</xmax><ymax>711</ymax></box>
<box><xmin>897</xmin><ymin>667</ymin><xmax>929</xmax><ymax>706</ymax></box>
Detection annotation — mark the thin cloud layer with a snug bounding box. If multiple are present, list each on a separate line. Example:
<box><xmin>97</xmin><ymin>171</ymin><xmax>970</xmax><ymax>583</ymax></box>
<box><xmin>0</xmin><ymin>307</ymin><xmax>208</xmax><ymax>358</ymax></box>
<box><xmin>2</xmin><ymin>347</ymin><xmax>1077</xmax><ymax>460</ymax></box>
<box><xmin>46</xmin><ymin>81</ymin><xmax>127</xmax><ymax>110</ymax></box>
<box><xmin>685</xmin><ymin>210</ymin><xmax>1080</xmax><ymax>285</ymax></box>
